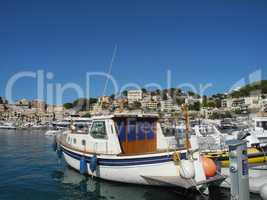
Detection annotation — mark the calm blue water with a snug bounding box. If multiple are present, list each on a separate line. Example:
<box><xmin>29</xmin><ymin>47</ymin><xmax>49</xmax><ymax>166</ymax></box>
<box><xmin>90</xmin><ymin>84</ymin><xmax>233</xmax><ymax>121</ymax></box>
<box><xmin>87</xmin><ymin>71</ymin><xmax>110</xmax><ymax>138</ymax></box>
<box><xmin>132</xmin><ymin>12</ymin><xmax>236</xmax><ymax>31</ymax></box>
<box><xmin>0</xmin><ymin>130</ymin><xmax>261</xmax><ymax>200</ymax></box>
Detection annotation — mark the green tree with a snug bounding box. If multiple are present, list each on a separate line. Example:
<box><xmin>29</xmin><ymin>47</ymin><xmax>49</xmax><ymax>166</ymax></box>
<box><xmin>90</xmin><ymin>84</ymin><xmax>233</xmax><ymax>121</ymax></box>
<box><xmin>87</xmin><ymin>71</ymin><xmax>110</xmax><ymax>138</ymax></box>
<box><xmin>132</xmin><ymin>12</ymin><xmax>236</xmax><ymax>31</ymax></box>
<box><xmin>141</xmin><ymin>88</ymin><xmax>147</xmax><ymax>94</ymax></box>
<box><xmin>215</xmin><ymin>99</ymin><xmax>222</xmax><ymax>108</ymax></box>
<box><xmin>122</xmin><ymin>90</ymin><xmax>128</xmax><ymax>97</ymax></box>
<box><xmin>189</xmin><ymin>102</ymin><xmax>201</xmax><ymax>111</ymax></box>
<box><xmin>82</xmin><ymin>113</ymin><xmax>91</xmax><ymax>118</ymax></box>
<box><xmin>209</xmin><ymin>112</ymin><xmax>220</xmax><ymax>119</ymax></box>
<box><xmin>188</xmin><ymin>91</ymin><xmax>195</xmax><ymax>96</ymax></box>
<box><xmin>162</xmin><ymin>92</ymin><xmax>168</xmax><ymax>100</ymax></box>
<box><xmin>89</xmin><ymin>98</ymin><xmax>98</xmax><ymax>104</ymax></box>
<box><xmin>63</xmin><ymin>103</ymin><xmax>73</xmax><ymax>109</ymax></box>
<box><xmin>230</xmin><ymin>80</ymin><xmax>267</xmax><ymax>98</ymax></box>
<box><xmin>234</xmin><ymin>108</ymin><xmax>242</xmax><ymax>114</ymax></box>
<box><xmin>176</xmin><ymin>97</ymin><xmax>185</xmax><ymax>105</ymax></box>
<box><xmin>224</xmin><ymin>111</ymin><xmax>232</xmax><ymax>118</ymax></box>
<box><xmin>206</xmin><ymin>101</ymin><xmax>216</xmax><ymax>108</ymax></box>
<box><xmin>110</xmin><ymin>94</ymin><xmax>115</xmax><ymax>100</ymax></box>
<box><xmin>72</xmin><ymin>98</ymin><xmax>90</xmax><ymax>111</ymax></box>
<box><xmin>202</xmin><ymin>95</ymin><xmax>208</xmax><ymax>107</ymax></box>
<box><xmin>155</xmin><ymin>89</ymin><xmax>161</xmax><ymax>95</ymax></box>
<box><xmin>133</xmin><ymin>101</ymin><xmax>142</xmax><ymax>109</ymax></box>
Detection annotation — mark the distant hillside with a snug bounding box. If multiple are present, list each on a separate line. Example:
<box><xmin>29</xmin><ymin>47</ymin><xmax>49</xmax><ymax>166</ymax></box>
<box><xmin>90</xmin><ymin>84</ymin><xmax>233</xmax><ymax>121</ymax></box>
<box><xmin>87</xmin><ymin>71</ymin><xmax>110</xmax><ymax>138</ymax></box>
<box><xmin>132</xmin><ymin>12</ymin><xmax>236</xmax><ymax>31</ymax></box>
<box><xmin>63</xmin><ymin>98</ymin><xmax>98</xmax><ymax>111</ymax></box>
<box><xmin>230</xmin><ymin>80</ymin><xmax>267</xmax><ymax>98</ymax></box>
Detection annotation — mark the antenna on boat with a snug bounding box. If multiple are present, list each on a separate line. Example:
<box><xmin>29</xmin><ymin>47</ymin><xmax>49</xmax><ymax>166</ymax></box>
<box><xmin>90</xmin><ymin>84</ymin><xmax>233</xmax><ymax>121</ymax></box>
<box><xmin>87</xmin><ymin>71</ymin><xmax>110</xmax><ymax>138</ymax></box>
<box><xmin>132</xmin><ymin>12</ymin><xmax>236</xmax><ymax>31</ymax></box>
<box><xmin>102</xmin><ymin>44</ymin><xmax>118</xmax><ymax>97</ymax></box>
<box><xmin>99</xmin><ymin>44</ymin><xmax>118</xmax><ymax>112</ymax></box>
<box><xmin>181</xmin><ymin>103</ymin><xmax>191</xmax><ymax>153</ymax></box>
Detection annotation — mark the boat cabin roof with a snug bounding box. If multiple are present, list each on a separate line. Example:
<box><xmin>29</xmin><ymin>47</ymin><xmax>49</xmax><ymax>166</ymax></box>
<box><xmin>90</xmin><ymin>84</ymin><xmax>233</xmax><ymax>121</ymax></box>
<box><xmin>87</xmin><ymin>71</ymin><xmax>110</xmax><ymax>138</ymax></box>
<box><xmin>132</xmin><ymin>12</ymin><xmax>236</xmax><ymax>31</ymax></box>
<box><xmin>91</xmin><ymin>113</ymin><xmax>159</xmax><ymax>120</ymax></box>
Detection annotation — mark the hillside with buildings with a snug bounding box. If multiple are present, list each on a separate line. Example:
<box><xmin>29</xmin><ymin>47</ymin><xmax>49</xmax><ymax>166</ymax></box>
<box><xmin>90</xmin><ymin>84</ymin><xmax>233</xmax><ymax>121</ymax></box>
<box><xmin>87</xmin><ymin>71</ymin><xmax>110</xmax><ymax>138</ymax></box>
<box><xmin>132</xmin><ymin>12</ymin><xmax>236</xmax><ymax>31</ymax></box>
<box><xmin>0</xmin><ymin>80</ymin><xmax>267</xmax><ymax>123</ymax></box>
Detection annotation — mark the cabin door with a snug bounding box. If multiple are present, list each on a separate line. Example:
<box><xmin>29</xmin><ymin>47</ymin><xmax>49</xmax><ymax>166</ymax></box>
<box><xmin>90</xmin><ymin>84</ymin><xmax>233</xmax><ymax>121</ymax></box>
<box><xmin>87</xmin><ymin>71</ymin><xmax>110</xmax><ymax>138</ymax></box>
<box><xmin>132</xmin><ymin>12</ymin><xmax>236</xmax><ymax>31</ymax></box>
<box><xmin>115</xmin><ymin>118</ymin><xmax>157</xmax><ymax>154</ymax></box>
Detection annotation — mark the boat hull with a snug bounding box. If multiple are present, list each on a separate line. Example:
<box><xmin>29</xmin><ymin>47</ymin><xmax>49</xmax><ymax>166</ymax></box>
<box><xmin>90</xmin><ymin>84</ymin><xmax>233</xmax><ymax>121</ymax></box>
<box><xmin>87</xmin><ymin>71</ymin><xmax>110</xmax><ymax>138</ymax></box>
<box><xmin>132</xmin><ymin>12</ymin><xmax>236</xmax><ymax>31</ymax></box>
<box><xmin>204</xmin><ymin>148</ymin><xmax>267</xmax><ymax>167</ymax></box>
<box><xmin>61</xmin><ymin>145</ymin><xmax>207</xmax><ymax>189</ymax></box>
<box><xmin>0</xmin><ymin>126</ymin><xmax>16</xmax><ymax>130</ymax></box>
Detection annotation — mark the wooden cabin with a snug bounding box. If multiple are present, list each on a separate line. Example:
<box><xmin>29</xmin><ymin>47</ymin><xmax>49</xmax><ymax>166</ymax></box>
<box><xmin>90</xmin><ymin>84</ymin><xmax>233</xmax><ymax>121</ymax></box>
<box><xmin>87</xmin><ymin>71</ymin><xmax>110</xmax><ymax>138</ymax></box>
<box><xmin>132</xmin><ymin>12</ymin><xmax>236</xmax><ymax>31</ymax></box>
<box><xmin>114</xmin><ymin>116</ymin><xmax>157</xmax><ymax>154</ymax></box>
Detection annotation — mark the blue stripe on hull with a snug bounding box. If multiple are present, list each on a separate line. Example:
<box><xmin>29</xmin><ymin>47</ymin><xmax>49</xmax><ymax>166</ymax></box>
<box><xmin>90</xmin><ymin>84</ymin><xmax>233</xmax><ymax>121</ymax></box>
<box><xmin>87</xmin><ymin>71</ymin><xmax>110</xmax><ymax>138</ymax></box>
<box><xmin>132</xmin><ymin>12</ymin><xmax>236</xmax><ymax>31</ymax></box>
<box><xmin>61</xmin><ymin>145</ymin><xmax>173</xmax><ymax>166</ymax></box>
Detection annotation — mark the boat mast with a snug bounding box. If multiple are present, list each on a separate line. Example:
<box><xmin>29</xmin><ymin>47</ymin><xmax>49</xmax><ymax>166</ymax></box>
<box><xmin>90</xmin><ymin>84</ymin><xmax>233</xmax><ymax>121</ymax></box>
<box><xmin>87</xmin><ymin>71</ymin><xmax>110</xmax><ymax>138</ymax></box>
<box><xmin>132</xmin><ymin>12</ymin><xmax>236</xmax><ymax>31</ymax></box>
<box><xmin>182</xmin><ymin>103</ymin><xmax>191</xmax><ymax>152</ymax></box>
<box><xmin>102</xmin><ymin>44</ymin><xmax>117</xmax><ymax>97</ymax></box>
<box><xmin>99</xmin><ymin>44</ymin><xmax>118</xmax><ymax>112</ymax></box>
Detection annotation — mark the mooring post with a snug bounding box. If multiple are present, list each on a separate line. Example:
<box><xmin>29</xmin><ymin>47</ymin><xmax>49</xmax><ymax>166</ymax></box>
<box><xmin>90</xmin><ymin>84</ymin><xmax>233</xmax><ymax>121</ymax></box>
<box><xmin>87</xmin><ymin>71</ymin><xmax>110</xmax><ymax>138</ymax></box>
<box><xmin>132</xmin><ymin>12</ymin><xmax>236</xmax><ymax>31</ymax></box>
<box><xmin>226</xmin><ymin>139</ymin><xmax>249</xmax><ymax>200</ymax></box>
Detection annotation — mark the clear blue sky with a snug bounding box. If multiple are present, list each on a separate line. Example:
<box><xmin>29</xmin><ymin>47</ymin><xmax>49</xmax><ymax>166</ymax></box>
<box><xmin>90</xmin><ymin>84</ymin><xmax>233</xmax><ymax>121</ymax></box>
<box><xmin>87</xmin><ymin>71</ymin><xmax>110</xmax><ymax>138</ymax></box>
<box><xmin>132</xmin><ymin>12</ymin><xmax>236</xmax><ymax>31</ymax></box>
<box><xmin>0</xmin><ymin>0</ymin><xmax>267</xmax><ymax>104</ymax></box>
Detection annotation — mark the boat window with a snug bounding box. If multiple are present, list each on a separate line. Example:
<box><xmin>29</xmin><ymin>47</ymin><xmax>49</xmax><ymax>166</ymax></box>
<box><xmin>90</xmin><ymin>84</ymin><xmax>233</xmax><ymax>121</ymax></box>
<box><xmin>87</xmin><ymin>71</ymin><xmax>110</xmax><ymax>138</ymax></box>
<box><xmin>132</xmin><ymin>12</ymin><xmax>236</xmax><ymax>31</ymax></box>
<box><xmin>161</xmin><ymin>125</ymin><xmax>185</xmax><ymax>148</ymax></box>
<box><xmin>73</xmin><ymin>138</ymin><xmax>77</xmax><ymax>144</ymax></box>
<box><xmin>161</xmin><ymin>126</ymin><xmax>177</xmax><ymax>137</ymax></box>
<box><xmin>128</xmin><ymin>119</ymin><xmax>137</xmax><ymax>141</ymax></box>
<box><xmin>82</xmin><ymin>140</ymin><xmax>86</xmax><ymax>146</ymax></box>
<box><xmin>75</xmin><ymin>124</ymin><xmax>89</xmax><ymax>134</ymax></box>
<box><xmin>90</xmin><ymin>121</ymin><xmax>107</xmax><ymax>139</ymax></box>
<box><xmin>263</xmin><ymin>121</ymin><xmax>267</xmax><ymax>130</ymax></box>
<box><xmin>111</xmin><ymin>125</ymin><xmax>114</xmax><ymax>134</ymax></box>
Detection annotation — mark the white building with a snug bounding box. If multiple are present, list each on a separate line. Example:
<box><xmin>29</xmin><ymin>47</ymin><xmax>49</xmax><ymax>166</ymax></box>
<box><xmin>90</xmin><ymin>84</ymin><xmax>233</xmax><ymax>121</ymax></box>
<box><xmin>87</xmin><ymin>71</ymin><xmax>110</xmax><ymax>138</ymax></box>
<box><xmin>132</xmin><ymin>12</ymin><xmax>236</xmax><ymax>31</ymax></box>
<box><xmin>127</xmin><ymin>90</ymin><xmax>143</xmax><ymax>103</ymax></box>
<box><xmin>142</xmin><ymin>100</ymin><xmax>158</xmax><ymax>110</ymax></box>
<box><xmin>98</xmin><ymin>96</ymin><xmax>112</xmax><ymax>105</ymax></box>
<box><xmin>152</xmin><ymin>95</ymin><xmax>161</xmax><ymax>102</ymax></box>
<box><xmin>15</xmin><ymin>98</ymin><xmax>30</xmax><ymax>107</ymax></box>
<box><xmin>160</xmin><ymin>99</ymin><xmax>179</xmax><ymax>112</ymax></box>
<box><xmin>221</xmin><ymin>99</ymin><xmax>232</xmax><ymax>108</ymax></box>
<box><xmin>222</xmin><ymin>96</ymin><xmax>261</xmax><ymax>110</ymax></box>
<box><xmin>90</xmin><ymin>103</ymin><xmax>104</xmax><ymax>115</ymax></box>
<box><xmin>261</xmin><ymin>99</ymin><xmax>267</xmax><ymax>112</ymax></box>
<box><xmin>244</xmin><ymin>96</ymin><xmax>261</xmax><ymax>109</ymax></box>
<box><xmin>185</xmin><ymin>96</ymin><xmax>202</xmax><ymax>105</ymax></box>
<box><xmin>47</xmin><ymin>105</ymin><xmax>65</xmax><ymax>120</ymax></box>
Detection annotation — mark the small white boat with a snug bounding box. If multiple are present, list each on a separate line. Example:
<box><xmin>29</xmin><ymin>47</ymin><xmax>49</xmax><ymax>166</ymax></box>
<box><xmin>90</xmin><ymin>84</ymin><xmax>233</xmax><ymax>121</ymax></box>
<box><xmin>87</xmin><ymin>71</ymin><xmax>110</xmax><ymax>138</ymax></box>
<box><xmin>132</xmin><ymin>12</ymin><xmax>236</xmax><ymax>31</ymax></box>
<box><xmin>0</xmin><ymin>122</ymin><xmax>16</xmax><ymax>130</ymax></box>
<box><xmin>45</xmin><ymin>129</ymin><xmax>63</xmax><ymax>136</ymax></box>
<box><xmin>47</xmin><ymin>117</ymin><xmax>92</xmax><ymax>136</ymax></box>
<box><xmin>249</xmin><ymin>114</ymin><xmax>267</xmax><ymax>147</ymax></box>
<box><xmin>56</xmin><ymin>113</ymin><xmax>224</xmax><ymax>190</ymax></box>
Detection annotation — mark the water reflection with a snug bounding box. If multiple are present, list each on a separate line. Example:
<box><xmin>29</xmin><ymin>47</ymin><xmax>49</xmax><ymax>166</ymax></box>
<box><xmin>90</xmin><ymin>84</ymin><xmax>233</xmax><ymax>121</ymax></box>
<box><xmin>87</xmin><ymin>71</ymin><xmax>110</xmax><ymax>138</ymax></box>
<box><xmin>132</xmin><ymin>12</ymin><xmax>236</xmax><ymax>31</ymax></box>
<box><xmin>55</xmin><ymin>157</ymin><xmax>261</xmax><ymax>200</ymax></box>
<box><xmin>54</xmin><ymin>166</ymin><xmax>215</xmax><ymax>200</ymax></box>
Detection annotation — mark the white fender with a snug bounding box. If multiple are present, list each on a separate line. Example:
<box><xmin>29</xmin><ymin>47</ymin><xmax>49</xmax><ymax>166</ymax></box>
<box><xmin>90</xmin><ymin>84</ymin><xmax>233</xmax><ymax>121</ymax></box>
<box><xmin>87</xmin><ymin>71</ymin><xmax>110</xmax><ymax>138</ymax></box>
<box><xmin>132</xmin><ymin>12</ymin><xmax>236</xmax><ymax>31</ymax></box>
<box><xmin>179</xmin><ymin>160</ymin><xmax>195</xmax><ymax>179</ymax></box>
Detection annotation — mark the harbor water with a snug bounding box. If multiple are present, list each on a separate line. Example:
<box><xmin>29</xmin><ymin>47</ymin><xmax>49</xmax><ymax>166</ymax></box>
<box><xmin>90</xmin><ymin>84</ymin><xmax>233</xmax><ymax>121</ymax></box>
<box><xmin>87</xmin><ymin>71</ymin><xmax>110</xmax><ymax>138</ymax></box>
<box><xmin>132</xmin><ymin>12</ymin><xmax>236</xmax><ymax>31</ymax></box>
<box><xmin>0</xmin><ymin>130</ymin><xmax>261</xmax><ymax>200</ymax></box>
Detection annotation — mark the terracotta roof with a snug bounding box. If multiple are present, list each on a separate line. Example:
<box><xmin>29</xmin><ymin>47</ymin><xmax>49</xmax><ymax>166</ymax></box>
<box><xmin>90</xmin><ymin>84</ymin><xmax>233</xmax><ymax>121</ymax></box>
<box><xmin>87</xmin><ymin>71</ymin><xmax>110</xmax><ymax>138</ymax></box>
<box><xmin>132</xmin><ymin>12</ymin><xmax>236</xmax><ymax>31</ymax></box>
<box><xmin>256</xmin><ymin>112</ymin><xmax>267</xmax><ymax>117</ymax></box>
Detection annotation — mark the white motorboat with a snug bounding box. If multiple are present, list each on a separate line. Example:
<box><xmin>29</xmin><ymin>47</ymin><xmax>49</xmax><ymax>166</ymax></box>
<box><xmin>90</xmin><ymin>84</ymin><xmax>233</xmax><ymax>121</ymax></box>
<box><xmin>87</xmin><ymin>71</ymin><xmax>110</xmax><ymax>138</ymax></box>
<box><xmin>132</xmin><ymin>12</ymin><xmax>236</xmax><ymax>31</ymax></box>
<box><xmin>192</xmin><ymin>122</ymin><xmax>262</xmax><ymax>152</ymax></box>
<box><xmin>46</xmin><ymin>116</ymin><xmax>92</xmax><ymax>136</ymax></box>
<box><xmin>56</xmin><ymin>113</ymin><xmax>224</xmax><ymax>190</ymax></box>
<box><xmin>249</xmin><ymin>113</ymin><xmax>267</xmax><ymax>147</ymax></box>
<box><xmin>53</xmin><ymin>116</ymin><xmax>92</xmax><ymax>129</ymax></box>
<box><xmin>45</xmin><ymin>129</ymin><xmax>63</xmax><ymax>136</ymax></box>
<box><xmin>0</xmin><ymin>122</ymin><xmax>16</xmax><ymax>130</ymax></box>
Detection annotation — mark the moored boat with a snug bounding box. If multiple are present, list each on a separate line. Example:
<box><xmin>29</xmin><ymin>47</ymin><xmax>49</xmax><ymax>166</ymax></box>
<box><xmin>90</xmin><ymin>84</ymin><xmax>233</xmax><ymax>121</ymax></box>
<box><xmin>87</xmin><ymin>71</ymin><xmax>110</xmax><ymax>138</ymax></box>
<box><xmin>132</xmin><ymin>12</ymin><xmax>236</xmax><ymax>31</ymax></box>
<box><xmin>0</xmin><ymin>122</ymin><xmax>17</xmax><ymax>130</ymax></box>
<box><xmin>45</xmin><ymin>116</ymin><xmax>92</xmax><ymax>136</ymax></box>
<box><xmin>204</xmin><ymin>147</ymin><xmax>267</xmax><ymax>167</ymax></box>
<box><xmin>56</xmin><ymin>113</ymin><xmax>224</xmax><ymax>190</ymax></box>
<box><xmin>249</xmin><ymin>112</ymin><xmax>267</xmax><ymax>148</ymax></box>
